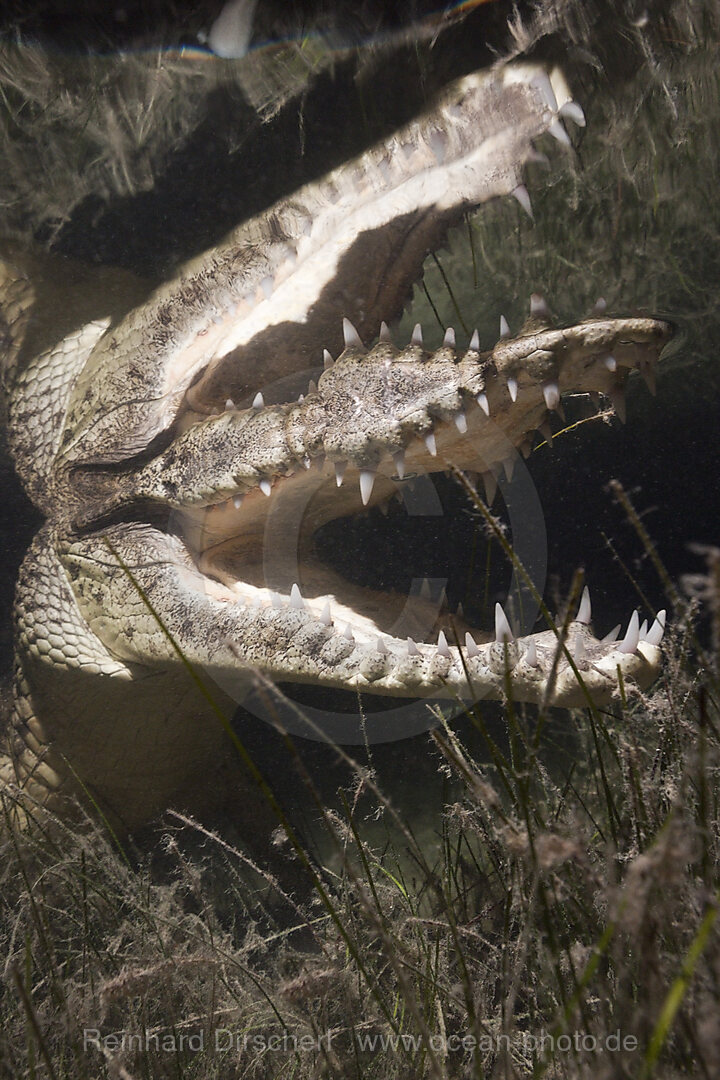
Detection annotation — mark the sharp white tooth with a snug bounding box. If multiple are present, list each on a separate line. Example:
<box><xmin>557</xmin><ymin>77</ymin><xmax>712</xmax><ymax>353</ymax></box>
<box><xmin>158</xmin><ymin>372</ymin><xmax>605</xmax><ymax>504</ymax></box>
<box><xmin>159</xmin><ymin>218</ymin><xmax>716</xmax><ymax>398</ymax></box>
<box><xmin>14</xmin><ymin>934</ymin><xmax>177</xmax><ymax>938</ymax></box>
<box><xmin>260</xmin><ymin>275</ymin><xmax>274</xmax><ymax>299</ymax></box>
<box><xmin>549</xmin><ymin>118</ymin><xmax>571</xmax><ymax>146</ymax></box>
<box><xmin>301</xmin><ymin>455</ymin><xmax>311</xmax><ymax>469</ymax></box>
<box><xmin>592</xmin><ymin>297</ymin><xmax>607</xmax><ymax>315</ymax></box>
<box><xmin>298</xmin><ymin>393</ymin><xmax>305</xmax><ymax>403</ymax></box>
<box><xmin>573</xmin><ymin>635</ymin><xmax>586</xmax><ymax>661</ymax></box>
<box><xmin>530</xmin><ymin>71</ymin><xmax>558</xmax><ymax>111</ymax></box>
<box><xmin>610</xmin><ymin>387</ymin><xmax>626</xmax><ymax>423</ymax></box>
<box><xmin>525</xmin><ymin>638</ymin><xmax>538</xmax><ymax>667</ymax></box>
<box><xmin>379</xmin><ymin>321</ymin><xmax>392</xmax><ymax>343</ymax></box>
<box><xmin>644</xmin><ymin>610</ymin><xmax>666</xmax><ymax>646</ymax></box>
<box><xmin>639</xmin><ymin>619</ymin><xmax>649</xmax><ymax>639</ymax></box>
<box><xmin>476</xmin><ymin>392</ymin><xmax>490</xmax><ymax>416</ymax></box>
<box><xmin>233</xmin><ymin>494</ymin><xmax>244</xmax><ymax>510</ymax></box>
<box><xmin>465</xmin><ymin>633</ymin><xmax>479</xmax><ymax>658</ymax></box>
<box><xmin>308</xmin><ymin>380</ymin><xmax>317</xmax><ymax>395</ymax></box>
<box><xmin>411</xmin><ymin>323</ymin><xmax>423</xmax><ymax>347</ymax></box>
<box><xmin>343</xmin><ymin>318</ymin><xmax>363</xmax><ymax>348</ymax></box>
<box><xmin>601</xmin><ymin>624</ymin><xmax>622</xmax><ymax>645</ymax></box>
<box><xmin>531</xmin><ymin>293</ymin><xmax>550</xmax><ymax>318</ymax></box>
<box><xmin>407</xmin><ymin>637</ymin><xmax>421</xmax><ymax>656</ymax></box>
<box><xmin>604</xmin><ymin>355</ymin><xmax>617</xmax><ymax>372</ymax></box>
<box><xmin>252</xmin><ymin>392</ymin><xmax>265</xmax><ymax>409</ymax></box>
<box><xmin>376</xmin><ymin>637</ymin><xmax>388</xmax><ymax>655</ymax></box>
<box><xmin>617</xmin><ymin>611</ymin><xmax>640</xmax><ymax>654</ymax></box>
<box><xmin>454</xmin><ymin>410</ymin><xmax>468</xmax><ymax>434</ymax></box>
<box><xmin>559</xmin><ymin>100</ymin><xmax>586</xmax><ymax>127</ymax></box>
<box><xmin>495</xmin><ymin>603</ymin><xmax>514</xmax><ymax>643</ymax></box>
<box><xmin>577</xmin><ymin>586</ymin><xmax>592</xmax><ymax>625</ymax></box>
<box><xmin>543</xmin><ymin>382</ymin><xmax>560</xmax><ymax>411</ymax></box>
<box><xmin>290</xmin><ymin>584</ymin><xmax>304</xmax><ymax>610</ymax></box>
<box><xmin>503</xmin><ymin>457</ymin><xmax>515</xmax><ymax>482</ymax></box>
<box><xmin>482</xmin><ymin>470</ymin><xmax>497</xmax><ymax>506</ymax></box>
<box><xmin>343</xmin><ymin>624</ymin><xmax>355</xmax><ymax>642</ymax></box>
<box><xmin>359</xmin><ymin>469</ymin><xmax>375</xmax><ymax>505</ymax></box>
<box><xmin>539</xmin><ymin>420</ymin><xmax>554</xmax><ymax>446</ymax></box>
<box><xmin>420</xmin><ymin>578</ymin><xmax>431</xmax><ymax>600</ymax></box>
<box><xmin>271</xmin><ymin>592</ymin><xmax>283</xmax><ymax>609</ymax></box>
<box><xmin>392</xmin><ymin>450</ymin><xmax>405</xmax><ymax>479</ymax></box>
<box><xmin>443</xmin><ymin>326</ymin><xmax>456</xmax><ymax>347</ymax></box>
<box><xmin>323</xmin><ymin>349</ymin><xmax>334</xmax><ymax>369</ymax></box>
<box><xmin>429</xmin><ymin>129</ymin><xmax>447</xmax><ymax>164</ymax></box>
<box><xmin>424</xmin><ymin>431</ymin><xmax>437</xmax><ymax>456</ymax></box>
<box><xmin>512</xmin><ymin>183</ymin><xmax>534</xmax><ymax>220</ymax></box>
<box><xmin>335</xmin><ymin>460</ymin><xmax>347</xmax><ymax>487</ymax></box>
<box><xmin>320</xmin><ymin>601</ymin><xmax>332</xmax><ymax>625</ymax></box>
<box><xmin>507</xmin><ymin>377</ymin><xmax>518</xmax><ymax>402</ymax></box>
<box><xmin>225</xmin><ymin>398</ymin><xmax>235</xmax><ymax>410</ymax></box>
<box><xmin>437</xmin><ymin>631</ymin><xmax>451</xmax><ymax>658</ymax></box>
<box><xmin>499</xmin><ymin>315</ymin><xmax>510</xmax><ymax>338</ymax></box>
<box><xmin>469</xmin><ymin>329</ymin><xmax>480</xmax><ymax>351</ymax></box>
<box><xmin>260</xmin><ymin>479</ymin><xmax>272</xmax><ymax>497</ymax></box>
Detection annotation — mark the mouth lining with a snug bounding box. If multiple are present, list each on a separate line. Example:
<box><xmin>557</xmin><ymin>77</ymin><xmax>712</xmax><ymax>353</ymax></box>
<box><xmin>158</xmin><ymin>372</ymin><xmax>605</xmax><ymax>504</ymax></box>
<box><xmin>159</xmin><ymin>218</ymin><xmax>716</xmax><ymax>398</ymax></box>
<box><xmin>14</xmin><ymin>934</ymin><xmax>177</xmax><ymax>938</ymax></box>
<box><xmin>184</xmin><ymin>403</ymin><xmax>481</xmax><ymax>646</ymax></box>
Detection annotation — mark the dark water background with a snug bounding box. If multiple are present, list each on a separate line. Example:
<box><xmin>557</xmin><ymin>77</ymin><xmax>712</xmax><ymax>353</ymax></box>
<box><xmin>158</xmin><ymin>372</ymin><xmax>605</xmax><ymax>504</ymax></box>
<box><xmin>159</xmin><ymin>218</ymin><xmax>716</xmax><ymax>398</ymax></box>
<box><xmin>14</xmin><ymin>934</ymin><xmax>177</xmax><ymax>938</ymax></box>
<box><xmin>1</xmin><ymin>0</ymin><xmax>718</xmax><ymax>856</ymax></box>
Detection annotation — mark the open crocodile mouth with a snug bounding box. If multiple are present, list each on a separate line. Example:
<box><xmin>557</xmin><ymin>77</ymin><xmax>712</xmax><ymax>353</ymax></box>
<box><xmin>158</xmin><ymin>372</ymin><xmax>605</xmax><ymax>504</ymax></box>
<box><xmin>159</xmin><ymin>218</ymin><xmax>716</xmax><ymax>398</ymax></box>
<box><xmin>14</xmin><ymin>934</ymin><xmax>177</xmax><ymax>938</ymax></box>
<box><xmin>164</xmin><ymin>313</ymin><xmax>670</xmax><ymax>653</ymax></box>
<box><xmin>60</xmin><ymin>60</ymin><xmax>670</xmax><ymax>709</ymax></box>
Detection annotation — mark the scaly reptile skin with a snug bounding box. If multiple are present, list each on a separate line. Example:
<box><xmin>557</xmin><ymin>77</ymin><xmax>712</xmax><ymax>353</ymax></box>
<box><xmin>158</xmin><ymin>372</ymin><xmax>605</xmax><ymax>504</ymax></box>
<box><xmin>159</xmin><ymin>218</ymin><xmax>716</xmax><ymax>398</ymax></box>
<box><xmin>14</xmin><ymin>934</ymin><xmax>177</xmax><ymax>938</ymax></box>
<box><xmin>0</xmin><ymin>62</ymin><xmax>670</xmax><ymax>829</ymax></box>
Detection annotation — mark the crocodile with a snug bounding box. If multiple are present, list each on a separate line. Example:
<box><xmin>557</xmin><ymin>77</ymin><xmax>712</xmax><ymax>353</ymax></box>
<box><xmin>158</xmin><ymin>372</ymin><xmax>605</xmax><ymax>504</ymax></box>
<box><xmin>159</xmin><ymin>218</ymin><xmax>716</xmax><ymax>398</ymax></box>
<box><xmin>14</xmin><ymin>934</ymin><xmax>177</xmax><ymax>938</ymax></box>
<box><xmin>0</xmin><ymin>61</ymin><xmax>671</xmax><ymax>830</ymax></box>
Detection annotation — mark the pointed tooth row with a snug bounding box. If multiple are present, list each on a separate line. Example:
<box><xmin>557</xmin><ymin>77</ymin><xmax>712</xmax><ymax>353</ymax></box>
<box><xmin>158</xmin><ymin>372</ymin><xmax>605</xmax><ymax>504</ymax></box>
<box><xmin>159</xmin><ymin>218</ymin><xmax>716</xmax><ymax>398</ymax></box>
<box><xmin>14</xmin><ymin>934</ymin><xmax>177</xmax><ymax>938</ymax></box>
<box><xmin>359</xmin><ymin>468</ymin><xmax>375</xmax><ymax>506</ymax></box>
<box><xmin>476</xmin><ymin>392</ymin><xmax>490</xmax><ymax>416</ymax></box>
<box><xmin>495</xmin><ymin>603</ymin><xmax>514</xmax><ymax>643</ymax></box>
<box><xmin>576</xmin><ymin>586</ymin><xmax>591</xmax><ymax>625</ymax></box>
<box><xmin>559</xmin><ymin>101</ymin><xmax>586</xmax><ymax>126</ymax></box>
<box><xmin>343</xmin><ymin>317</ymin><xmax>363</xmax><ymax>348</ymax></box>
<box><xmin>542</xmin><ymin>382</ymin><xmax>560</xmax><ymax>411</ymax></box>
<box><xmin>530</xmin><ymin>293</ymin><xmax>551</xmax><ymax>319</ymax></box>
<box><xmin>482</xmin><ymin>470</ymin><xmax>497</xmax><ymax>505</ymax></box>
<box><xmin>512</xmin><ymin>183</ymin><xmax>533</xmax><ymax>219</ymax></box>
<box><xmin>424</xmin><ymin>432</ymin><xmax>437</xmax><ymax>456</ymax></box>
<box><xmin>237</xmin><ymin>584</ymin><xmax>664</xmax><ymax>687</ymax></box>
<box><xmin>617</xmin><ymin>611</ymin><xmax>640</xmax><ymax>654</ymax></box>
<box><xmin>643</xmin><ymin>610</ymin><xmax>666</xmax><ymax>647</ymax></box>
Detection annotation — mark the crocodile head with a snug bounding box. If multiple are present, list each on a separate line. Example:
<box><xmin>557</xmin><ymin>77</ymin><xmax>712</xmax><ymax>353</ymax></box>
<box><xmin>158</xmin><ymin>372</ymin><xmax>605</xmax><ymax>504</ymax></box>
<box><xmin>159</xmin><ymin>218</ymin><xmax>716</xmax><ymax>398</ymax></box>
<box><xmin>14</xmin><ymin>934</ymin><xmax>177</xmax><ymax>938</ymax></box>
<box><xmin>2</xmin><ymin>61</ymin><xmax>671</xmax><ymax>825</ymax></box>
